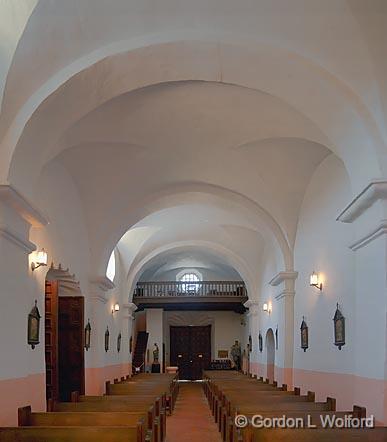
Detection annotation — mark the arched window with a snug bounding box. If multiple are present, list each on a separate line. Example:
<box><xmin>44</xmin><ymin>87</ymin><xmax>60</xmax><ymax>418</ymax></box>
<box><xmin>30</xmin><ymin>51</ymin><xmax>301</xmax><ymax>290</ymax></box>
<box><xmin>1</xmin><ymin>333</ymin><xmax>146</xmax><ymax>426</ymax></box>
<box><xmin>106</xmin><ymin>251</ymin><xmax>116</xmax><ymax>282</ymax></box>
<box><xmin>179</xmin><ymin>272</ymin><xmax>200</xmax><ymax>293</ymax></box>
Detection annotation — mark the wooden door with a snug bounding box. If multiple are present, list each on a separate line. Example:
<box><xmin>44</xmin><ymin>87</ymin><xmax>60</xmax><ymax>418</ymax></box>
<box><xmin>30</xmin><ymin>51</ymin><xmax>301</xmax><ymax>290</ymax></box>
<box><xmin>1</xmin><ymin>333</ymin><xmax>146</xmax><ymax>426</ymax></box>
<box><xmin>170</xmin><ymin>326</ymin><xmax>191</xmax><ymax>379</ymax></box>
<box><xmin>58</xmin><ymin>297</ymin><xmax>85</xmax><ymax>401</ymax></box>
<box><xmin>190</xmin><ymin>325</ymin><xmax>211</xmax><ymax>379</ymax></box>
<box><xmin>45</xmin><ymin>281</ymin><xmax>59</xmax><ymax>403</ymax></box>
<box><xmin>170</xmin><ymin>326</ymin><xmax>211</xmax><ymax>380</ymax></box>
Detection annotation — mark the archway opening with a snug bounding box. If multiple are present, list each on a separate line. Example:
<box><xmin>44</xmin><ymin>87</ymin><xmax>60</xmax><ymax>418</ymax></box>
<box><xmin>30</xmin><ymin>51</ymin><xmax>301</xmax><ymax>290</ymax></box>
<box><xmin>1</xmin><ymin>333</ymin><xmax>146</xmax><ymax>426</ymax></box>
<box><xmin>266</xmin><ymin>328</ymin><xmax>275</xmax><ymax>384</ymax></box>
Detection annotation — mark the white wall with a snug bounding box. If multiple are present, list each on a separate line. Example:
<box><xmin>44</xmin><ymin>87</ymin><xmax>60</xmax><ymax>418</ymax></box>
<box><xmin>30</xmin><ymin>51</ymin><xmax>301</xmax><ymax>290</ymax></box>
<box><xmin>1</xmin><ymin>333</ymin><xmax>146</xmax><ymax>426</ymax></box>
<box><xmin>291</xmin><ymin>154</ymin><xmax>358</xmax><ymax>410</ymax></box>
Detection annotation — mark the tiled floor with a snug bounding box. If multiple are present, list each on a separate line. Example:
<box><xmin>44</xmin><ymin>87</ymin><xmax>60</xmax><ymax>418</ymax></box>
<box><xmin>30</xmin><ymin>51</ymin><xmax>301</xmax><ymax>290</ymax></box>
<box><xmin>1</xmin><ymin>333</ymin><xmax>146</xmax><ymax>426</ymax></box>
<box><xmin>166</xmin><ymin>381</ymin><xmax>222</xmax><ymax>442</ymax></box>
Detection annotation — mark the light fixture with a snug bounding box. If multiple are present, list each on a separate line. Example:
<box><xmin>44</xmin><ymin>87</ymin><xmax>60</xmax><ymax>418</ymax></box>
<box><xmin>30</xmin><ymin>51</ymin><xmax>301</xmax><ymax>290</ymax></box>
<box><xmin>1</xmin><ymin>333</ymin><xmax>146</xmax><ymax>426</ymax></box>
<box><xmin>112</xmin><ymin>303</ymin><xmax>120</xmax><ymax>314</ymax></box>
<box><xmin>31</xmin><ymin>248</ymin><xmax>48</xmax><ymax>271</ymax></box>
<box><xmin>310</xmin><ymin>271</ymin><xmax>322</xmax><ymax>291</ymax></box>
<box><xmin>263</xmin><ymin>302</ymin><xmax>272</xmax><ymax>314</ymax></box>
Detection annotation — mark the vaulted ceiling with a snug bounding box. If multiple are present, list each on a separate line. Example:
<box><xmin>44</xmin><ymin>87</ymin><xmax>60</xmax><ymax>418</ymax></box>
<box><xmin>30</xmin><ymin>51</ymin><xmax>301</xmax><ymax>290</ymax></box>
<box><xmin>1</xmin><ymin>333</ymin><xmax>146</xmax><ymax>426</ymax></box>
<box><xmin>0</xmin><ymin>1</ymin><xmax>386</xmax><ymax>294</ymax></box>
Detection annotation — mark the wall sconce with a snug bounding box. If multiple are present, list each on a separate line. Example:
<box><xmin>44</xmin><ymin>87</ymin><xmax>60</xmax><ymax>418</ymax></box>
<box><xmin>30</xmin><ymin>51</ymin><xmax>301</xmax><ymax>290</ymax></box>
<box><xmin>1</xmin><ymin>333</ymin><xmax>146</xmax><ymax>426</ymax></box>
<box><xmin>263</xmin><ymin>302</ymin><xmax>272</xmax><ymax>314</ymax></box>
<box><xmin>310</xmin><ymin>271</ymin><xmax>323</xmax><ymax>291</ymax></box>
<box><xmin>31</xmin><ymin>248</ymin><xmax>48</xmax><ymax>271</ymax></box>
<box><xmin>84</xmin><ymin>320</ymin><xmax>91</xmax><ymax>351</ymax></box>
<box><xmin>112</xmin><ymin>303</ymin><xmax>120</xmax><ymax>314</ymax></box>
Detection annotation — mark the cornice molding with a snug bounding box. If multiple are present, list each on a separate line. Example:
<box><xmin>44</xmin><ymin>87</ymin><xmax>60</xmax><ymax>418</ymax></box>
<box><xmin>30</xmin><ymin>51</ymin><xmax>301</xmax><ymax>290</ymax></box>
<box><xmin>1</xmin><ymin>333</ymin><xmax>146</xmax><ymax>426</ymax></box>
<box><xmin>0</xmin><ymin>225</ymin><xmax>36</xmax><ymax>253</ymax></box>
<box><xmin>90</xmin><ymin>276</ymin><xmax>115</xmax><ymax>292</ymax></box>
<box><xmin>337</xmin><ymin>180</ymin><xmax>387</xmax><ymax>223</ymax></box>
<box><xmin>269</xmin><ymin>271</ymin><xmax>298</xmax><ymax>286</ymax></box>
<box><xmin>0</xmin><ymin>185</ymin><xmax>48</xmax><ymax>227</ymax></box>
<box><xmin>349</xmin><ymin>220</ymin><xmax>387</xmax><ymax>251</ymax></box>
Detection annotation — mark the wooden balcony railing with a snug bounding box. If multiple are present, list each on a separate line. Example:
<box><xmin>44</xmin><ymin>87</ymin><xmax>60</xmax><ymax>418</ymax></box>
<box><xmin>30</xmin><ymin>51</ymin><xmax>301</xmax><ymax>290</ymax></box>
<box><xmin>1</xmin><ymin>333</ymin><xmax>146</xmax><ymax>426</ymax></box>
<box><xmin>133</xmin><ymin>281</ymin><xmax>246</xmax><ymax>298</ymax></box>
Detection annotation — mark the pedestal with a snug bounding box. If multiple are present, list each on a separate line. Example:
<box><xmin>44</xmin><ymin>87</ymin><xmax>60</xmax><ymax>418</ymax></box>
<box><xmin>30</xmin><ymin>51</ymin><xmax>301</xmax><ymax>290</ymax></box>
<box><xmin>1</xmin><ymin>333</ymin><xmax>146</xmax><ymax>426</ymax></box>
<box><xmin>151</xmin><ymin>363</ymin><xmax>160</xmax><ymax>373</ymax></box>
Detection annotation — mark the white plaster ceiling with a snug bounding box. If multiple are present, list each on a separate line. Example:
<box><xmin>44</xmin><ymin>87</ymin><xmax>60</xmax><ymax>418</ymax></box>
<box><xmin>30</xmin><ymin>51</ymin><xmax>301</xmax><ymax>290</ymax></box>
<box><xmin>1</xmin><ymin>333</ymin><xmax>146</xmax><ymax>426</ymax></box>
<box><xmin>0</xmin><ymin>1</ymin><xmax>386</xmax><ymax>289</ymax></box>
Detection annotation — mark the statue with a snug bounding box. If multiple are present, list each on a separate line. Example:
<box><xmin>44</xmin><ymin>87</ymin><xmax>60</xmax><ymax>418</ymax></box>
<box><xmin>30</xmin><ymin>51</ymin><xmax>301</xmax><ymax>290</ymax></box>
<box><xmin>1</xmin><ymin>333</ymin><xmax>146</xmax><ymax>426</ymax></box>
<box><xmin>153</xmin><ymin>343</ymin><xmax>159</xmax><ymax>363</ymax></box>
<box><xmin>230</xmin><ymin>340</ymin><xmax>241</xmax><ymax>371</ymax></box>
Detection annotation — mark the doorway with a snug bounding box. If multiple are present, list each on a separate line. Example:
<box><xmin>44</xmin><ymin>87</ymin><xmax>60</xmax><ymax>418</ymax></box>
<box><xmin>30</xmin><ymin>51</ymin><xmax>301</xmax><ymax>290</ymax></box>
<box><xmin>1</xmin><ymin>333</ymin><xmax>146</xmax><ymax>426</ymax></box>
<box><xmin>266</xmin><ymin>328</ymin><xmax>275</xmax><ymax>383</ymax></box>
<box><xmin>45</xmin><ymin>280</ymin><xmax>85</xmax><ymax>403</ymax></box>
<box><xmin>170</xmin><ymin>325</ymin><xmax>211</xmax><ymax>380</ymax></box>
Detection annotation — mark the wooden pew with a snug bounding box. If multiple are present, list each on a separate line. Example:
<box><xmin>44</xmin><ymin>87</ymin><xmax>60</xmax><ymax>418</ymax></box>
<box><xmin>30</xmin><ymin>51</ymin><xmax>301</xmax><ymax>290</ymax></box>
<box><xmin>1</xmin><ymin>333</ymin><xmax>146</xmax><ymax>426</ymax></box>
<box><xmin>226</xmin><ymin>407</ymin><xmax>366</xmax><ymax>442</ymax></box>
<box><xmin>241</xmin><ymin>427</ymin><xmax>387</xmax><ymax>442</ymax></box>
<box><xmin>0</xmin><ymin>426</ymin><xmax>146</xmax><ymax>442</ymax></box>
<box><xmin>203</xmin><ymin>371</ymin><xmax>377</xmax><ymax>442</ymax></box>
<box><xmin>19</xmin><ymin>405</ymin><xmax>150</xmax><ymax>442</ymax></box>
<box><xmin>50</xmin><ymin>401</ymin><xmax>162</xmax><ymax>442</ymax></box>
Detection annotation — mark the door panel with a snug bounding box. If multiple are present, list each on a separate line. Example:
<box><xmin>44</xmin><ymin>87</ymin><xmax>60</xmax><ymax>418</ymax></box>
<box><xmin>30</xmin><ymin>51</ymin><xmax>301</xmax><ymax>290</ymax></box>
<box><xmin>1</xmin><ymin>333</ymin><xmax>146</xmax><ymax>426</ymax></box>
<box><xmin>170</xmin><ymin>326</ymin><xmax>211</xmax><ymax>380</ymax></box>
<box><xmin>45</xmin><ymin>281</ymin><xmax>59</xmax><ymax>403</ymax></box>
<box><xmin>58</xmin><ymin>297</ymin><xmax>85</xmax><ymax>401</ymax></box>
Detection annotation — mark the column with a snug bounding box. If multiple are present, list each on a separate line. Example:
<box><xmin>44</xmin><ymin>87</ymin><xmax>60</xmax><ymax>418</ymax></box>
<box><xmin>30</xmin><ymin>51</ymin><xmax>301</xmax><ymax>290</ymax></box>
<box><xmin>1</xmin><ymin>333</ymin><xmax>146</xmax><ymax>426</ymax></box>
<box><xmin>270</xmin><ymin>271</ymin><xmax>298</xmax><ymax>388</ymax></box>
<box><xmin>337</xmin><ymin>180</ymin><xmax>387</xmax><ymax>425</ymax></box>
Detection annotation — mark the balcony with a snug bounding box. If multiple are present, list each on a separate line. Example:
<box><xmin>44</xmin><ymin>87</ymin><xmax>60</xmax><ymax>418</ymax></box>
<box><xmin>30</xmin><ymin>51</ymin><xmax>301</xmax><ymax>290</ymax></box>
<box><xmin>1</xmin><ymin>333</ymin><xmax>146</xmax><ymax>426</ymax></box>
<box><xmin>132</xmin><ymin>281</ymin><xmax>248</xmax><ymax>313</ymax></box>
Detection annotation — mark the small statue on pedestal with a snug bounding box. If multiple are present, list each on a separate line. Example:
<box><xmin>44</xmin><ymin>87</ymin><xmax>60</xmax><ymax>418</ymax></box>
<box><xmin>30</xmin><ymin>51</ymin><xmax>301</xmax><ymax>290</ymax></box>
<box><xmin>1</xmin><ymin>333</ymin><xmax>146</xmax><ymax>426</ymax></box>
<box><xmin>153</xmin><ymin>343</ymin><xmax>159</xmax><ymax>363</ymax></box>
<box><xmin>230</xmin><ymin>340</ymin><xmax>241</xmax><ymax>371</ymax></box>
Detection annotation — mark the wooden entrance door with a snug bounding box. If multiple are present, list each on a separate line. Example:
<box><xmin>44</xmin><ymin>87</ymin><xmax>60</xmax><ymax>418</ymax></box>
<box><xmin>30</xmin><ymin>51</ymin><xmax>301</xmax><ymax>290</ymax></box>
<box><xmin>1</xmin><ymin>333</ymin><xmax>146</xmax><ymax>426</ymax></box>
<box><xmin>45</xmin><ymin>281</ymin><xmax>85</xmax><ymax>404</ymax></box>
<box><xmin>170</xmin><ymin>325</ymin><xmax>211</xmax><ymax>380</ymax></box>
<box><xmin>58</xmin><ymin>297</ymin><xmax>85</xmax><ymax>401</ymax></box>
<box><xmin>45</xmin><ymin>281</ymin><xmax>59</xmax><ymax>402</ymax></box>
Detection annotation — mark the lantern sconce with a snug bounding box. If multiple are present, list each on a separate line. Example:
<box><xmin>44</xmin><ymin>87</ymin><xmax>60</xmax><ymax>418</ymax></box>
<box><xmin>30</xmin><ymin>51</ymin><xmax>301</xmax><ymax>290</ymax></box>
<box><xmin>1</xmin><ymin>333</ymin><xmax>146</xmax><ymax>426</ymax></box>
<box><xmin>31</xmin><ymin>248</ymin><xmax>48</xmax><ymax>271</ymax></box>
<box><xmin>105</xmin><ymin>327</ymin><xmax>110</xmax><ymax>352</ymax></box>
<box><xmin>112</xmin><ymin>303</ymin><xmax>120</xmax><ymax>314</ymax></box>
<box><xmin>263</xmin><ymin>302</ymin><xmax>272</xmax><ymax>315</ymax></box>
<box><xmin>310</xmin><ymin>271</ymin><xmax>323</xmax><ymax>291</ymax></box>
<box><xmin>84</xmin><ymin>319</ymin><xmax>91</xmax><ymax>351</ymax></box>
<box><xmin>28</xmin><ymin>300</ymin><xmax>41</xmax><ymax>349</ymax></box>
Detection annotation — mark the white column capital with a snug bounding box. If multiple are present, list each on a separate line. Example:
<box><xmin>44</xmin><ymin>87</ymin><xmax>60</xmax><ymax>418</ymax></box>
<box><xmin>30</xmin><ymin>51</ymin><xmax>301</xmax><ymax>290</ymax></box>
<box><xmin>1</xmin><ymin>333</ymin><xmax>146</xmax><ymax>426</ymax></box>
<box><xmin>244</xmin><ymin>300</ymin><xmax>260</xmax><ymax>316</ymax></box>
<box><xmin>89</xmin><ymin>276</ymin><xmax>115</xmax><ymax>304</ymax></box>
<box><xmin>269</xmin><ymin>272</ymin><xmax>298</xmax><ymax>286</ymax></box>
<box><xmin>123</xmin><ymin>302</ymin><xmax>138</xmax><ymax>319</ymax></box>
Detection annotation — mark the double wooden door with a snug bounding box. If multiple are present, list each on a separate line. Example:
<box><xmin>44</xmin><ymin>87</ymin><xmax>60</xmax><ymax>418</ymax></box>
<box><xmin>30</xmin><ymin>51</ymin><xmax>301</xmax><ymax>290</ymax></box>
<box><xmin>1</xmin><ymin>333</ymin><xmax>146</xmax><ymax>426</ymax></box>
<box><xmin>170</xmin><ymin>325</ymin><xmax>211</xmax><ymax>380</ymax></box>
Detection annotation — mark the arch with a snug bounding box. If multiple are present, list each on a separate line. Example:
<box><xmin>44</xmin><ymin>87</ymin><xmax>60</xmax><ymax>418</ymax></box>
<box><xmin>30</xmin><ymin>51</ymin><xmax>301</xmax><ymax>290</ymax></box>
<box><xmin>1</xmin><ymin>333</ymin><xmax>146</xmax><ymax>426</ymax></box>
<box><xmin>2</xmin><ymin>37</ymin><xmax>384</xmax><ymax>194</ymax></box>
<box><xmin>98</xmin><ymin>183</ymin><xmax>293</xmax><ymax>281</ymax></box>
<box><xmin>266</xmin><ymin>328</ymin><xmax>275</xmax><ymax>384</ymax></box>
<box><xmin>126</xmin><ymin>240</ymin><xmax>258</xmax><ymax>302</ymax></box>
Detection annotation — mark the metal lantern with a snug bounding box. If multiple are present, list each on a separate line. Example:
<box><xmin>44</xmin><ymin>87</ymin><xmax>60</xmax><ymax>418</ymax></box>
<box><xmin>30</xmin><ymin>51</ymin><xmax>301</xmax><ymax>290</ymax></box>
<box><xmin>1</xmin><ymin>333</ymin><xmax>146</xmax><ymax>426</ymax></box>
<box><xmin>105</xmin><ymin>327</ymin><xmax>110</xmax><ymax>352</ymax></box>
<box><xmin>117</xmin><ymin>332</ymin><xmax>122</xmax><ymax>353</ymax></box>
<box><xmin>333</xmin><ymin>303</ymin><xmax>345</xmax><ymax>350</ymax></box>
<box><xmin>129</xmin><ymin>335</ymin><xmax>133</xmax><ymax>354</ymax></box>
<box><xmin>300</xmin><ymin>317</ymin><xmax>309</xmax><ymax>352</ymax></box>
<box><xmin>84</xmin><ymin>320</ymin><xmax>91</xmax><ymax>351</ymax></box>
<box><xmin>28</xmin><ymin>300</ymin><xmax>41</xmax><ymax>349</ymax></box>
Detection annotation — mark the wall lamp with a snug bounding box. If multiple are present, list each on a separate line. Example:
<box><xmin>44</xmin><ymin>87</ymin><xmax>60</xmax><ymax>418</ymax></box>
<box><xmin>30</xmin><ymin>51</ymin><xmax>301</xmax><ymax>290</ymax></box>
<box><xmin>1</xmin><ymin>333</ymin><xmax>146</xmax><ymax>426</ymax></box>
<box><xmin>31</xmin><ymin>248</ymin><xmax>48</xmax><ymax>271</ymax></box>
<box><xmin>310</xmin><ymin>271</ymin><xmax>323</xmax><ymax>291</ymax></box>
<box><xmin>112</xmin><ymin>303</ymin><xmax>120</xmax><ymax>314</ymax></box>
<box><xmin>263</xmin><ymin>302</ymin><xmax>272</xmax><ymax>315</ymax></box>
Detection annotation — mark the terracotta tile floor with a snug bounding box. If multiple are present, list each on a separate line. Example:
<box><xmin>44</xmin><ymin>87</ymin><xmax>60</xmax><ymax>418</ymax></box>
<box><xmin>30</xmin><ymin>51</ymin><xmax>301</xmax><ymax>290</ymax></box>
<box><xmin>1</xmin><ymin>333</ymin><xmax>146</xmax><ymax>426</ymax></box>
<box><xmin>166</xmin><ymin>381</ymin><xmax>222</xmax><ymax>442</ymax></box>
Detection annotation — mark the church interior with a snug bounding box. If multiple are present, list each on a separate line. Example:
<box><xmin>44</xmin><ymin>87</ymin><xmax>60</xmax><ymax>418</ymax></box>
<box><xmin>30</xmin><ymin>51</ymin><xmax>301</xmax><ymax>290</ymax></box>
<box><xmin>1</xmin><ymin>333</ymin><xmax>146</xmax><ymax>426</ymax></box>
<box><xmin>0</xmin><ymin>1</ymin><xmax>387</xmax><ymax>440</ymax></box>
